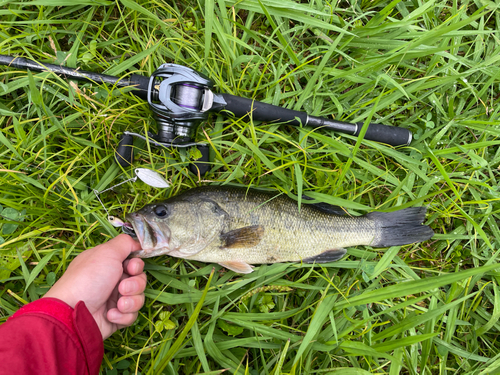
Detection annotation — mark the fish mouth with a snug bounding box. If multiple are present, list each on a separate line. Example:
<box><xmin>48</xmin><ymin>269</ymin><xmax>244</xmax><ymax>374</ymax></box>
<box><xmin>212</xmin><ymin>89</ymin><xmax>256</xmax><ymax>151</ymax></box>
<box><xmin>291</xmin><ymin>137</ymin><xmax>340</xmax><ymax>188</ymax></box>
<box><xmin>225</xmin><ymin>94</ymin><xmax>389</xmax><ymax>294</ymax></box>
<box><xmin>121</xmin><ymin>222</ymin><xmax>136</xmax><ymax>237</ymax></box>
<box><xmin>125</xmin><ymin>212</ymin><xmax>171</xmax><ymax>257</ymax></box>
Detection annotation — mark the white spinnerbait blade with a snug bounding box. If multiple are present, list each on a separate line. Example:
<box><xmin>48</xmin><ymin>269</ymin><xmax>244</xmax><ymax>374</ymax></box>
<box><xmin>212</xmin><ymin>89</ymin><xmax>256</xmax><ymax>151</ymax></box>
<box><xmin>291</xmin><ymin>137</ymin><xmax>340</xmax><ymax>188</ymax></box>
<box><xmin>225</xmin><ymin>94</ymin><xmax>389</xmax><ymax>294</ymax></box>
<box><xmin>134</xmin><ymin>168</ymin><xmax>170</xmax><ymax>188</ymax></box>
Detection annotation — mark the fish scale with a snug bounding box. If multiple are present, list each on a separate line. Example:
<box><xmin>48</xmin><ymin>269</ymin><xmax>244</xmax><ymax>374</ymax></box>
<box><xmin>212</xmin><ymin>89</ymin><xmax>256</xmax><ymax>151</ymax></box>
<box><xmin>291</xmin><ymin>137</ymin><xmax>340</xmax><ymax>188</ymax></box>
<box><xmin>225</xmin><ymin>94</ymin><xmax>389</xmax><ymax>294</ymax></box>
<box><xmin>126</xmin><ymin>186</ymin><xmax>434</xmax><ymax>273</ymax></box>
<box><xmin>186</xmin><ymin>188</ymin><xmax>376</xmax><ymax>263</ymax></box>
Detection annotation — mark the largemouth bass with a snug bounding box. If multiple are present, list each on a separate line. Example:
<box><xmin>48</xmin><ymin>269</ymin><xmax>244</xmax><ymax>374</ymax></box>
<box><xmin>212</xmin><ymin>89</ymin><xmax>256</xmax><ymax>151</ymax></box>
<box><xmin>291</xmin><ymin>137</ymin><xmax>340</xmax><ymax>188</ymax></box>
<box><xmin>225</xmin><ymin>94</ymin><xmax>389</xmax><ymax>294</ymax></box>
<box><xmin>125</xmin><ymin>186</ymin><xmax>434</xmax><ymax>273</ymax></box>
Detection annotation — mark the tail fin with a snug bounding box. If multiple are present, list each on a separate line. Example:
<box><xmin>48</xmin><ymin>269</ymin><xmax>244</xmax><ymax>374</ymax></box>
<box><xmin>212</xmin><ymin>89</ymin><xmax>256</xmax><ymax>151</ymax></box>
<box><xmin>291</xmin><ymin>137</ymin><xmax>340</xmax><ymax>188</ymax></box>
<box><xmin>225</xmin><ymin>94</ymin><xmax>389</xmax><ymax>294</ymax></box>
<box><xmin>368</xmin><ymin>207</ymin><xmax>434</xmax><ymax>247</ymax></box>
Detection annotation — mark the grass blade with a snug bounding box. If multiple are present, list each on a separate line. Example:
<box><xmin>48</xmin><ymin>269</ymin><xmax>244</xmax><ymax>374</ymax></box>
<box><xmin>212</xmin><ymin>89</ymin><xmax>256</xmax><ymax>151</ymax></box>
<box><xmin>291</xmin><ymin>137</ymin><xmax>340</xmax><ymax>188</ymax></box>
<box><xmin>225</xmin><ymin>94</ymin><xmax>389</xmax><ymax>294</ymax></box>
<box><xmin>152</xmin><ymin>269</ymin><xmax>215</xmax><ymax>373</ymax></box>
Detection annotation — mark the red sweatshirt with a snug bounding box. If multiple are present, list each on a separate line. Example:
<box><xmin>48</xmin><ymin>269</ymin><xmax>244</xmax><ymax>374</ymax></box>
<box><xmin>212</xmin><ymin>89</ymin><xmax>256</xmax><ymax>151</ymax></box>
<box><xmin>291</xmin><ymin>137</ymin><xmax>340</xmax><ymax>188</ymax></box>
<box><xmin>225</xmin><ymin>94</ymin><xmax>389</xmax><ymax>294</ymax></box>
<box><xmin>0</xmin><ymin>298</ymin><xmax>103</xmax><ymax>375</ymax></box>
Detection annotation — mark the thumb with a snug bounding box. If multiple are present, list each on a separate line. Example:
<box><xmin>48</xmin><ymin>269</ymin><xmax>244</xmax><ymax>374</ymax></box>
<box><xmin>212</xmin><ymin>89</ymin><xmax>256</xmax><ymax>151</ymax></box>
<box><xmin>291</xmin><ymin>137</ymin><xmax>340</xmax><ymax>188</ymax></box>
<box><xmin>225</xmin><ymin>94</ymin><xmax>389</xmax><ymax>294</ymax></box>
<box><xmin>95</xmin><ymin>234</ymin><xmax>142</xmax><ymax>261</ymax></box>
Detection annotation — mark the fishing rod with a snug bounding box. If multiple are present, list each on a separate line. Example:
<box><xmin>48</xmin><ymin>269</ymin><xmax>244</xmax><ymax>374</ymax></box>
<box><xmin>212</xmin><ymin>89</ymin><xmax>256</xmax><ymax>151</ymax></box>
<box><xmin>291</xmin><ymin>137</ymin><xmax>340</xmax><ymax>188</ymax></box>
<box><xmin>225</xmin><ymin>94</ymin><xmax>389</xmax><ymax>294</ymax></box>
<box><xmin>0</xmin><ymin>54</ymin><xmax>413</xmax><ymax>174</ymax></box>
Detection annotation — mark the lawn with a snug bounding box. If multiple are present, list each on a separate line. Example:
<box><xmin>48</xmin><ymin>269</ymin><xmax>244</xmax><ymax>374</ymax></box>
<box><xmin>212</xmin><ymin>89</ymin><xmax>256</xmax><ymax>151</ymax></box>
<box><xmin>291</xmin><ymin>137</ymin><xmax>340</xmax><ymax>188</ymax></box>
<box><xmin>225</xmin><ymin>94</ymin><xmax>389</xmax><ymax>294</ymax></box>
<box><xmin>1</xmin><ymin>0</ymin><xmax>500</xmax><ymax>374</ymax></box>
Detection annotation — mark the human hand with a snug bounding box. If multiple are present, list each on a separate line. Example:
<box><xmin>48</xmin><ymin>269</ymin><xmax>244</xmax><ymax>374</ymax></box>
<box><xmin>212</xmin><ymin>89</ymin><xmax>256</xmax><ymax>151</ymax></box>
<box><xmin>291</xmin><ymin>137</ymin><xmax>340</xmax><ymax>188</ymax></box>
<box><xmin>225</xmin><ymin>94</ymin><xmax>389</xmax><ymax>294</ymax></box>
<box><xmin>44</xmin><ymin>234</ymin><xmax>146</xmax><ymax>339</ymax></box>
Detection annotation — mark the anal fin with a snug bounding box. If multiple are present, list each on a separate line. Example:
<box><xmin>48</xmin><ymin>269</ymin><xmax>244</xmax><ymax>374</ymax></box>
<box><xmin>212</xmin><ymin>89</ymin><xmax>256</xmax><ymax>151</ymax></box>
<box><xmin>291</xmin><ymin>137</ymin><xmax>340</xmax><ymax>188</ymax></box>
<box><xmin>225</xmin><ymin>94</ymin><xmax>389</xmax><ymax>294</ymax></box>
<box><xmin>303</xmin><ymin>249</ymin><xmax>347</xmax><ymax>264</ymax></box>
<box><xmin>219</xmin><ymin>260</ymin><xmax>254</xmax><ymax>274</ymax></box>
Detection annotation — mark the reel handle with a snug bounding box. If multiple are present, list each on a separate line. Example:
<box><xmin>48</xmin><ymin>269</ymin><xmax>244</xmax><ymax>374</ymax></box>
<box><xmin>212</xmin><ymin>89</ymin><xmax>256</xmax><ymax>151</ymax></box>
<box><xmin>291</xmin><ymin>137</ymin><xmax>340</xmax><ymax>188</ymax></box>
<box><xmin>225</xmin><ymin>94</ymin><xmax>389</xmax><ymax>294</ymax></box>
<box><xmin>189</xmin><ymin>145</ymin><xmax>210</xmax><ymax>176</ymax></box>
<box><xmin>115</xmin><ymin>134</ymin><xmax>134</xmax><ymax>167</ymax></box>
<box><xmin>116</xmin><ymin>132</ymin><xmax>211</xmax><ymax>176</ymax></box>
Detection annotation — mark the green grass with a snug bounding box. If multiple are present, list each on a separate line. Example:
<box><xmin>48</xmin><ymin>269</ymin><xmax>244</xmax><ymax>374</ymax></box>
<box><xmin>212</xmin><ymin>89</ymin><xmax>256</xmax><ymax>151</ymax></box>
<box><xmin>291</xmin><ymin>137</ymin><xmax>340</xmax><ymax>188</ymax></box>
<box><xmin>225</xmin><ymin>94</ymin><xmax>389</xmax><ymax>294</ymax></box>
<box><xmin>1</xmin><ymin>0</ymin><xmax>500</xmax><ymax>374</ymax></box>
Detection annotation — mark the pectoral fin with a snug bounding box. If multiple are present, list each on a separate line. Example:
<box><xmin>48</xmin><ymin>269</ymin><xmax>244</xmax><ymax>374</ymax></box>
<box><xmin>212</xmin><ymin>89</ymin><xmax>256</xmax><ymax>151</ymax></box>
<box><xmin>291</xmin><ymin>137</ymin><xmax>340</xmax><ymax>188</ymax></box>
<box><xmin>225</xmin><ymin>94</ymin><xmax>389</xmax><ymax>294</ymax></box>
<box><xmin>303</xmin><ymin>249</ymin><xmax>347</xmax><ymax>263</ymax></box>
<box><xmin>219</xmin><ymin>260</ymin><xmax>254</xmax><ymax>274</ymax></box>
<box><xmin>220</xmin><ymin>225</ymin><xmax>264</xmax><ymax>248</ymax></box>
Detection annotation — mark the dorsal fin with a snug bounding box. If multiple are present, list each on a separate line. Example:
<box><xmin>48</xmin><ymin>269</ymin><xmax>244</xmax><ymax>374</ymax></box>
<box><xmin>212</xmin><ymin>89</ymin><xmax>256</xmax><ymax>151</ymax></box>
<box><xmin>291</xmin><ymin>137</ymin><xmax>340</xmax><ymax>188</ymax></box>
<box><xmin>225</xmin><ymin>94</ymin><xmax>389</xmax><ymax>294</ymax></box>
<box><xmin>301</xmin><ymin>196</ymin><xmax>346</xmax><ymax>216</ymax></box>
<box><xmin>307</xmin><ymin>201</ymin><xmax>346</xmax><ymax>216</ymax></box>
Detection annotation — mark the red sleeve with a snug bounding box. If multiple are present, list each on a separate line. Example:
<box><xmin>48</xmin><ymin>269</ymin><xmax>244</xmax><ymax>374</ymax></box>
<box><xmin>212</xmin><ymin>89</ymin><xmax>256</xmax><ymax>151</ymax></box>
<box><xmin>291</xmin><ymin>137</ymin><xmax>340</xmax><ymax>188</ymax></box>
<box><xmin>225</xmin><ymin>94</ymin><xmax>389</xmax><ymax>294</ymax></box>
<box><xmin>0</xmin><ymin>298</ymin><xmax>104</xmax><ymax>375</ymax></box>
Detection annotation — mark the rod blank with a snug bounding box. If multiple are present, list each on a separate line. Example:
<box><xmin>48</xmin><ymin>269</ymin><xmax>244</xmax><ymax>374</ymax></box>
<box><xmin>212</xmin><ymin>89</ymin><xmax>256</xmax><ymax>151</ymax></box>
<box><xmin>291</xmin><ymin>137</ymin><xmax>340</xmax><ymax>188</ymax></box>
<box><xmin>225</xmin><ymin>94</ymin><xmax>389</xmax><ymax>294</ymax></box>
<box><xmin>0</xmin><ymin>54</ymin><xmax>413</xmax><ymax>146</ymax></box>
<box><xmin>0</xmin><ymin>54</ymin><xmax>150</xmax><ymax>99</ymax></box>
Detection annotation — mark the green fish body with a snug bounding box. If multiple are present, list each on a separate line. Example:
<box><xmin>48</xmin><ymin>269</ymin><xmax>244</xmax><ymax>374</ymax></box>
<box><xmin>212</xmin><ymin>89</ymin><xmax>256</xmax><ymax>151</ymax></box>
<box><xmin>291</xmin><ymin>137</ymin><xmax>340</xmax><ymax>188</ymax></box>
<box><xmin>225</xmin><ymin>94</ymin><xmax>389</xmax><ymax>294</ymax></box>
<box><xmin>126</xmin><ymin>186</ymin><xmax>433</xmax><ymax>273</ymax></box>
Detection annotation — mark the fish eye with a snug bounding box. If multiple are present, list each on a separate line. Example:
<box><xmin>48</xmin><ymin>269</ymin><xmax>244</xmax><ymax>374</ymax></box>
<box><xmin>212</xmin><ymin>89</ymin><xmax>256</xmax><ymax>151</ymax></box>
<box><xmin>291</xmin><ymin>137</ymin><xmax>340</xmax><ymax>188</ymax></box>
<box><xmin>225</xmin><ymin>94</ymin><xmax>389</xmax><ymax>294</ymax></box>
<box><xmin>154</xmin><ymin>205</ymin><xmax>168</xmax><ymax>218</ymax></box>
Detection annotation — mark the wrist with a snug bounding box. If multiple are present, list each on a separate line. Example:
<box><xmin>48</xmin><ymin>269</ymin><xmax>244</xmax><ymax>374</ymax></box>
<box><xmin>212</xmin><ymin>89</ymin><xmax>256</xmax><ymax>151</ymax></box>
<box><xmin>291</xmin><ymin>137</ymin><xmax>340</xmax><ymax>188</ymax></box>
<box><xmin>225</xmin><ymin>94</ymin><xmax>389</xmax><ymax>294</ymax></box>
<box><xmin>44</xmin><ymin>285</ymin><xmax>79</xmax><ymax>309</ymax></box>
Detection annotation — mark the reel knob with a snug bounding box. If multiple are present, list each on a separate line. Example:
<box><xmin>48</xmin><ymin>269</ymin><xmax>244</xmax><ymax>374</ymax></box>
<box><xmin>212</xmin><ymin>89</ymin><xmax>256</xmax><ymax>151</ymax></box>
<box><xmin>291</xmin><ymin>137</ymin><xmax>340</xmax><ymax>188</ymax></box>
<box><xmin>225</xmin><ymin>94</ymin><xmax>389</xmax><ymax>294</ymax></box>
<box><xmin>189</xmin><ymin>145</ymin><xmax>210</xmax><ymax>176</ymax></box>
<box><xmin>115</xmin><ymin>134</ymin><xmax>134</xmax><ymax>167</ymax></box>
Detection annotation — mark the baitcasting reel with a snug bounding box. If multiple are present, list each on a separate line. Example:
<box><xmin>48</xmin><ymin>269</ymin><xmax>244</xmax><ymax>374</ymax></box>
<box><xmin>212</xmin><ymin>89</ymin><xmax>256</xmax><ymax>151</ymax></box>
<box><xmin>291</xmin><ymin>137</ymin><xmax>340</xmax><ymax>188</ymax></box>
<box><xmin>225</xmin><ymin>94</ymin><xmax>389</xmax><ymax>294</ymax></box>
<box><xmin>0</xmin><ymin>54</ymin><xmax>413</xmax><ymax>175</ymax></box>
<box><xmin>115</xmin><ymin>63</ymin><xmax>227</xmax><ymax>175</ymax></box>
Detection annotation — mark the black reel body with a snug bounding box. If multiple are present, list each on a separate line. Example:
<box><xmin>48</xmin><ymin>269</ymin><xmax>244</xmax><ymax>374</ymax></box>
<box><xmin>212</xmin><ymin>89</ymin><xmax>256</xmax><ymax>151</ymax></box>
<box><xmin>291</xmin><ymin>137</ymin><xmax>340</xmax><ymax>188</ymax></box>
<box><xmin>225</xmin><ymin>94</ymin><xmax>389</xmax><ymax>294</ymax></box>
<box><xmin>116</xmin><ymin>64</ymin><xmax>226</xmax><ymax>173</ymax></box>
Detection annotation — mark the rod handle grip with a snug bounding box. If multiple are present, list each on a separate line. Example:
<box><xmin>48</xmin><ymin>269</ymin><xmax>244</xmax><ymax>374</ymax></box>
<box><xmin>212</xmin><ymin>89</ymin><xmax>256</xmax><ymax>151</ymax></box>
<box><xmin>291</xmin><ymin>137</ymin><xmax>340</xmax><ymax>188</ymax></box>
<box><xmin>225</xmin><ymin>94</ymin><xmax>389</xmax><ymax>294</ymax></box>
<box><xmin>218</xmin><ymin>94</ymin><xmax>413</xmax><ymax>146</ymax></box>
<box><xmin>129</xmin><ymin>74</ymin><xmax>150</xmax><ymax>100</ymax></box>
<box><xmin>354</xmin><ymin>122</ymin><xmax>412</xmax><ymax>146</ymax></box>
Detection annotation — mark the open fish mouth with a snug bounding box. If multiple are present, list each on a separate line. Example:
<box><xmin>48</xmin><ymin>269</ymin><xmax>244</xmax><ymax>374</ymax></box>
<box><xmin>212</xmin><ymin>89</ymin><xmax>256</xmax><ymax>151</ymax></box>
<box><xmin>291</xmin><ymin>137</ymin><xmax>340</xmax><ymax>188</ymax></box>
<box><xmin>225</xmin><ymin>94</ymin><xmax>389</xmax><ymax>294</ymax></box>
<box><xmin>122</xmin><ymin>222</ymin><xmax>136</xmax><ymax>237</ymax></box>
<box><xmin>124</xmin><ymin>212</ymin><xmax>171</xmax><ymax>257</ymax></box>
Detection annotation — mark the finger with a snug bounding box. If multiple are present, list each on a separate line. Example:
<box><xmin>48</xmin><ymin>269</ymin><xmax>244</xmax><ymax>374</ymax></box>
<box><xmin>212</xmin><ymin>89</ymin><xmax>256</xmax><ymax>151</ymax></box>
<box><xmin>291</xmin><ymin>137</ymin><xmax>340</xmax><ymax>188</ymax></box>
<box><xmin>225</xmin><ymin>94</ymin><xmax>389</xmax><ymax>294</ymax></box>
<box><xmin>117</xmin><ymin>294</ymin><xmax>145</xmax><ymax>313</ymax></box>
<box><xmin>107</xmin><ymin>308</ymin><xmax>138</xmax><ymax>327</ymax></box>
<box><xmin>106</xmin><ymin>284</ymin><xmax>120</xmax><ymax>312</ymax></box>
<box><xmin>96</xmin><ymin>234</ymin><xmax>142</xmax><ymax>261</ymax></box>
<box><xmin>118</xmin><ymin>273</ymin><xmax>147</xmax><ymax>296</ymax></box>
<box><xmin>123</xmin><ymin>258</ymin><xmax>145</xmax><ymax>276</ymax></box>
<box><xmin>106</xmin><ymin>271</ymin><xmax>130</xmax><ymax>311</ymax></box>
